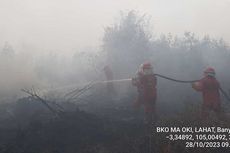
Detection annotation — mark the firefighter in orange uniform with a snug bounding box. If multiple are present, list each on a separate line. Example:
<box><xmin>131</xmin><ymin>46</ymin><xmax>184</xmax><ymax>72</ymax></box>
<box><xmin>132</xmin><ymin>62</ymin><xmax>157</xmax><ymax>124</ymax></box>
<box><xmin>192</xmin><ymin>67</ymin><xmax>222</xmax><ymax>119</ymax></box>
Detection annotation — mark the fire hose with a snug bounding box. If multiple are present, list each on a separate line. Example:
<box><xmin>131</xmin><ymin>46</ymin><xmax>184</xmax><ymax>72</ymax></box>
<box><xmin>154</xmin><ymin>73</ymin><xmax>200</xmax><ymax>83</ymax></box>
<box><xmin>155</xmin><ymin>74</ymin><xmax>230</xmax><ymax>103</ymax></box>
<box><xmin>42</xmin><ymin>73</ymin><xmax>230</xmax><ymax>103</ymax></box>
<box><xmin>93</xmin><ymin>73</ymin><xmax>230</xmax><ymax>102</ymax></box>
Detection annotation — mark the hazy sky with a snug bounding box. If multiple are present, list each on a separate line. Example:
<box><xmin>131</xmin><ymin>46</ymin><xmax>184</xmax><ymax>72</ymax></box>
<box><xmin>0</xmin><ymin>0</ymin><xmax>230</xmax><ymax>52</ymax></box>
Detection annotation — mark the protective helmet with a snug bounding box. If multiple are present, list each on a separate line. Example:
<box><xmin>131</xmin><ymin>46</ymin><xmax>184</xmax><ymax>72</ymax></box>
<box><xmin>141</xmin><ymin>62</ymin><xmax>153</xmax><ymax>75</ymax></box>
<box><xmin>142</xmin><ymin>62</ymin><xmax>152</xmax><ymax>69</ymax></box>
<box><xmin>204</xmin><ymin>67</ymin><xmax>215</xmax><ymax>77</ymax></box>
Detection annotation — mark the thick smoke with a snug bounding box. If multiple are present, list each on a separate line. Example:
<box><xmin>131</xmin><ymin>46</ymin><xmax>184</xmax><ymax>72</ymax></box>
<box><xmin>102</xmin><ymin>11</ymin><xmax>230</xmax><ymax>111</ymax></box>
<box><xmin>0</xmin><ymin>11</ymin><xmax>229</xmax><ymax>107</ymax></box>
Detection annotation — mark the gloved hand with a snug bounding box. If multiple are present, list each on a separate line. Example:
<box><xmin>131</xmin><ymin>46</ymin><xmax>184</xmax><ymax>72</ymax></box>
<box><xmin>191</xmin><ymin>82</ymin><xmax>202</xmax><ymax>91</ymax></box>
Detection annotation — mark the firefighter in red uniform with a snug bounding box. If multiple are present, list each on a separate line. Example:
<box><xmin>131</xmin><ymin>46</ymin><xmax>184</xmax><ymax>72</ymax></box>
<box><xmin>132</xmin><ymin>62</ymin><xmax>157</xmax><ymax>124</ymax></box>
<box><xmin>192</xmin><ymin>67</ymin><xmax>221</xmax><ymax>119</ymax></box>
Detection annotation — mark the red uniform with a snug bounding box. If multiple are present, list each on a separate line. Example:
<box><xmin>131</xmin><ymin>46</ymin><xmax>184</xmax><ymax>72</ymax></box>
<box><xmin>139</xmin><ymin>74</ymin><xmax>157</xmax><ymax>113</ymax></box>
<box><xmin>192</xmin><ymin>68</ymin><xmax>221</xmax><ymax>118</ymax></box>
<box><xmin>132</xmin><ymin>63</ymin><xmax>157</xmax><ymax>113</ymax></box>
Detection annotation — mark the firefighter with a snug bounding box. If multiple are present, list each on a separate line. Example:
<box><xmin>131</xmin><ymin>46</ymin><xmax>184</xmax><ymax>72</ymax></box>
<box><xmin>132</xmin><ymin>62</ymin><xmax>157</xmax><ymax>124</ymax></box>
<box><xmin>192</xmin><ymin>67</ymin><xmax>222</xmax><ymax>119</ymax></box>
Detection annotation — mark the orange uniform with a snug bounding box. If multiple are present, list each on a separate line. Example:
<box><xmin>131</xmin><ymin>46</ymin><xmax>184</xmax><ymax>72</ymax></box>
<box><xmin>132</xmin><ymin>62</ymin><xmax>157</xmax><ymax>124</ymax></box>
<box><xmin>192</xmin><ymin>67</ymin><xmax>221</xmax><ymax>118</ymax></box>
<box><xmin>138</xmin><ymin>74</ymin><xmax>157</xmax><ymax>113</ymax></box>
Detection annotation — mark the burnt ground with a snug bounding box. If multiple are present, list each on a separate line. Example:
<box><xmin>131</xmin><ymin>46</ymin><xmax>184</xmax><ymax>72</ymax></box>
<box><xmin>0</xmin><ymin>96</ymin><xmax>230</xmax><ymax>153</ymax></box>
